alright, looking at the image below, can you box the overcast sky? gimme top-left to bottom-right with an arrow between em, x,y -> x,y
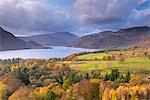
0,0 -> 150,36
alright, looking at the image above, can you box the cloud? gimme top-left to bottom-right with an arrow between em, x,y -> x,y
0,0 -> 149,35
0,0 -> 71,35
127,9 -> 150,27
73,0 -> 150,30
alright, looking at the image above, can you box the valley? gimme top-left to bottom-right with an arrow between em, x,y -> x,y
0,0 -> 149,99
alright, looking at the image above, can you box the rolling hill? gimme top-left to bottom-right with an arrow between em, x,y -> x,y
71,26 -> 150,49
20,32 -> 79,46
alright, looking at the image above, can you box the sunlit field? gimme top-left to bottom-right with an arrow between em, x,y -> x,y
64,50 -> 150,74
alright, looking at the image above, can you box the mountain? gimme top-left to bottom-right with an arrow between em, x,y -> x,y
28,41 -> 52,49
71,26 -> 150,49
0,27 -> 30,51
20,32 -> 79,46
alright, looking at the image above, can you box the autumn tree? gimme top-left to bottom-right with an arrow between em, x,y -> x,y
9,86 -> 30,100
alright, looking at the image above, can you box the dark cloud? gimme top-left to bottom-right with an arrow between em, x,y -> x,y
0,0 -> 72,35
0,0 -> 149,36
73,0 -> 150,30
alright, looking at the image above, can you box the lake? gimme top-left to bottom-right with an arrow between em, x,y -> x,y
0,46 -> 97,59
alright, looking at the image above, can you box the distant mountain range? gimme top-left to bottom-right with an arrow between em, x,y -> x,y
20,32 -> 79,46
0,27 -> 78,51
71,26 -> 150,49
0,26 -> 150,51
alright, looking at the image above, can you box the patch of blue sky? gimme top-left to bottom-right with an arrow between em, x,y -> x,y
136,0 -> 150,10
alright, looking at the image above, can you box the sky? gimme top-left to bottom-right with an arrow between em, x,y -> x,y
0,0 -> 150,36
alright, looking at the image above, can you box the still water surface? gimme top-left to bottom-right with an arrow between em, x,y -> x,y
0,46 -> 97,59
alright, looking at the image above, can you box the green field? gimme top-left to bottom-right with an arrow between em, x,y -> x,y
77,53 -> 107,60
64,50 -> 150,74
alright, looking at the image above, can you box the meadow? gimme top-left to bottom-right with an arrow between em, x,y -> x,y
64,49 -> 150,74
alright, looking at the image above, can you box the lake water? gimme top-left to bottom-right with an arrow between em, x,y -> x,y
0,46 -> 97,59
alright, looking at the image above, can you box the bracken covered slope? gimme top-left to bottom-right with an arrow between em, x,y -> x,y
71,26 -> 150,49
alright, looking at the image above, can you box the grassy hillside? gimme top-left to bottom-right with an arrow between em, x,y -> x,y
64,49 -> 150,74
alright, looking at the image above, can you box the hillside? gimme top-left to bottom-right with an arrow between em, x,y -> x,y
28,41 -> 52,49
0,27 -> 30,51
71,26 -> 150,49
20,32 -> 79,46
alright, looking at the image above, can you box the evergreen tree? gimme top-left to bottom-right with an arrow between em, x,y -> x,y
93,68 -> 100,78
103,73 -> 110,81
44,92 -> 56,100
18,68 -> 30,85
109,69 -> 119,81
82,71 -> 89,80
124,71 -> 131,83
